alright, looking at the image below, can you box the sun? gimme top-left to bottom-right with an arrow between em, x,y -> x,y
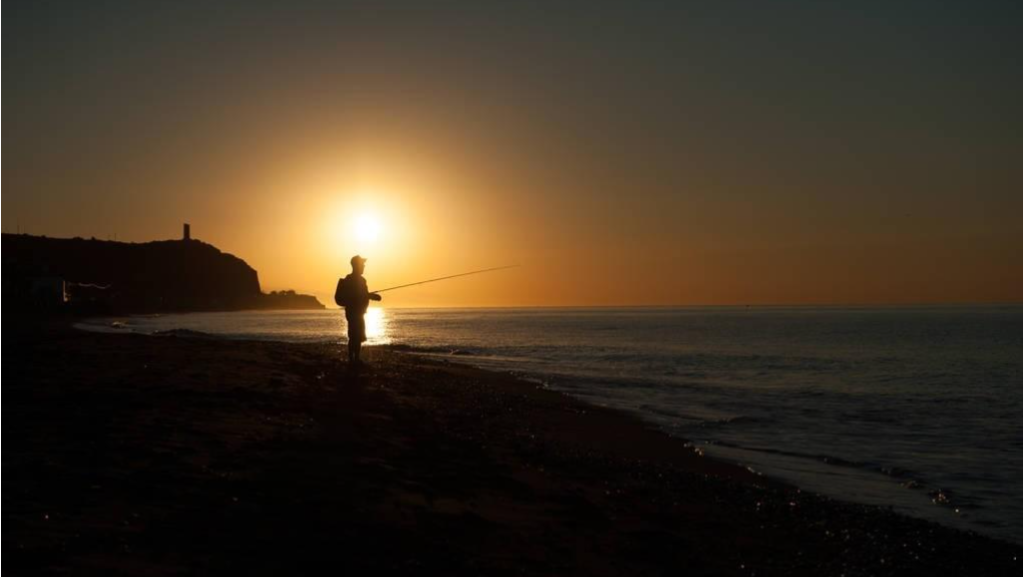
353,213 -> 382,244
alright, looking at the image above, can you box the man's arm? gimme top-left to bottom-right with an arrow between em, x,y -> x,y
369,292 -> 382,302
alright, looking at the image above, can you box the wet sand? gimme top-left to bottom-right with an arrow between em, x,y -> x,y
5,324 -> 1019,576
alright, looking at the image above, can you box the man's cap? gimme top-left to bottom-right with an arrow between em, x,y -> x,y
351,255 -> 367,266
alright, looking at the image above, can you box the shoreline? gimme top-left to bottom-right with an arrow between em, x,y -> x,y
6,324 -> 1019,575
72,312 -> 1019,543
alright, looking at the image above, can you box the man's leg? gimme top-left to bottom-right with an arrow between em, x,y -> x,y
353,315 -> 365,362
346,313 -> 359,364
347,313 -> 365,364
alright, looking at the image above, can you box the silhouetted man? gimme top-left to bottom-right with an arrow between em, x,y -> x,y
334,255 -> 381,365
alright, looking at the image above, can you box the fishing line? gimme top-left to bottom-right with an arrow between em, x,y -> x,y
372,265 -> 519,294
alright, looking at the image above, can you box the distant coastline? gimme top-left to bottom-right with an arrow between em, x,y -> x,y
2,231 -> 323,313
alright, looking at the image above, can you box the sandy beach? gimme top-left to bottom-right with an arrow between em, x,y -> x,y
5,323 -> 1019,576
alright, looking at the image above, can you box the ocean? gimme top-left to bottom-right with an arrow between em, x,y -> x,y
76,305 -> 1022,543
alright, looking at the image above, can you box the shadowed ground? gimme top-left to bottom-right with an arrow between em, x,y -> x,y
5,325 -> 1019,576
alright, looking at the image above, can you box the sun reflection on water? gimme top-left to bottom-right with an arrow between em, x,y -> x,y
364,307 -> 390,345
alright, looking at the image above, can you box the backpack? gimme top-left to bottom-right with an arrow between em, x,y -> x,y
334,277 -> 350,307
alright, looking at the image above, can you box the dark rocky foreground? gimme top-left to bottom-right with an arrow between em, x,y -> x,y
5,325 -> 1020,576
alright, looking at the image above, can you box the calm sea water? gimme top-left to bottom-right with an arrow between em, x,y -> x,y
77,306 -> 1022,542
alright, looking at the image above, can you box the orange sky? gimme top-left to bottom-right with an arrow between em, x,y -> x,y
5,3 -> 1019,307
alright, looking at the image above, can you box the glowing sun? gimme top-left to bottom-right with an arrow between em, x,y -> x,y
353,213 -> 382,244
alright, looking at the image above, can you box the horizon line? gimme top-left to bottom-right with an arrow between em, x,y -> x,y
337,301 -> 1023,311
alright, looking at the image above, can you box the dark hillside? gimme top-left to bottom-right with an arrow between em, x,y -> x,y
3,234 -> 271,312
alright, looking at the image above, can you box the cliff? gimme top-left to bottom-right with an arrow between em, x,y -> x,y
256,290 -> 325,310
2,234 -> 323,312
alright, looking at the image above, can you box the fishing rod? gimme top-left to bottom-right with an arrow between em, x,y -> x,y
372,264 -> 519,294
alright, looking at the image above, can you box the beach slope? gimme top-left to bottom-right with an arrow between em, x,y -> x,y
5,326 -> 1019,576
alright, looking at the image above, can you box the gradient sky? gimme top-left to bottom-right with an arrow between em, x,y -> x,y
5,1 -> 1018,307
